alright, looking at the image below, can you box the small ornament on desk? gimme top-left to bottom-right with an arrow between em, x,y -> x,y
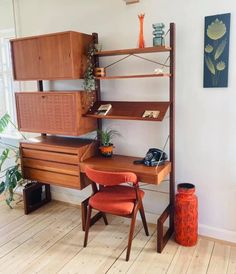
152,23 -> 165,46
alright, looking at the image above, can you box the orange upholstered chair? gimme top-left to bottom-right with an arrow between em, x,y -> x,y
84,166 -> 149,261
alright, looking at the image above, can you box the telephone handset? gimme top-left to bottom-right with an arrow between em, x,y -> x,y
133,148 -> 168,167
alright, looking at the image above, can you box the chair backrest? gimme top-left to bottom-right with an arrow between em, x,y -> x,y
85,166 -> 137,186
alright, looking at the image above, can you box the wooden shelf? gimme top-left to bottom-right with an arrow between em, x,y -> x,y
86,101 -> 170,121
80,155 -> 171,185
95,46 -> 171,57
96,73 -> 171,80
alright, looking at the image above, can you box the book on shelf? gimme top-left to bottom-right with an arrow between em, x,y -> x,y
142,110 -> 160,119
95,104 -> 112,115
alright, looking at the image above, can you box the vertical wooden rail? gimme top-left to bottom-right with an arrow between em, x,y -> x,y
157,22 -> 176,253
92,33 -> 101,130
169,22 -> 176,235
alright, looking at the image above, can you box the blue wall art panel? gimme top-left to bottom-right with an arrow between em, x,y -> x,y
204,13 -> 231,88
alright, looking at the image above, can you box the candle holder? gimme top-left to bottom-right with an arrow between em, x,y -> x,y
152,23 -> 165,46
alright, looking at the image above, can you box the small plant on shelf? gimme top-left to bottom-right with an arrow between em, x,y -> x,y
0,113 -> 26,208
97,128 -> 121,157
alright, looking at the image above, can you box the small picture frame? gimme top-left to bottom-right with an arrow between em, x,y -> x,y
142,110 -> 160,119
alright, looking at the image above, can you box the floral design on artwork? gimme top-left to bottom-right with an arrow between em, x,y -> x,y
204,18 -> 227,86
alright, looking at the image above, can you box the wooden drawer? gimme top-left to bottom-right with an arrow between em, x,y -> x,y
24,167 -> 81,189
22,158 -> 79,176
22,148 -> 78,165
20,136 -> 96,190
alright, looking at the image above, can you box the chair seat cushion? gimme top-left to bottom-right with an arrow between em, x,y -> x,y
89,185 -> 144,215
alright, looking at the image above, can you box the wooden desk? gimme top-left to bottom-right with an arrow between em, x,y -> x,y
80,155 -> 171,185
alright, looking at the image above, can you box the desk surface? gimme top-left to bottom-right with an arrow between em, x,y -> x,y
80,155 -> 171,185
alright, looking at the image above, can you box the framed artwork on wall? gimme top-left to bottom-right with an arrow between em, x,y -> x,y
203,13 -> 231,88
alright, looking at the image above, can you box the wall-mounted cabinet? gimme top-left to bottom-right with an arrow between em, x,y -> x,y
11,31 -> 93,80
15,91 -> 97,136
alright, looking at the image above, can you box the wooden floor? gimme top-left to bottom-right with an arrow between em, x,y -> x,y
0,200 -> 235,274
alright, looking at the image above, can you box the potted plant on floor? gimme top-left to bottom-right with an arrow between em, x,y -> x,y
97,128 -> 121,157
0,113 -> 26,208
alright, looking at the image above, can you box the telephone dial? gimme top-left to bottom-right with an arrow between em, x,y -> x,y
133,148 -> 168,167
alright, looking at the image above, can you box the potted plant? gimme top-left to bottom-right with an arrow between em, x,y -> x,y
0,113 -> 26,208
97,128 -> 121,157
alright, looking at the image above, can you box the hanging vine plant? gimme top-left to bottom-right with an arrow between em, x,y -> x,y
83,44 -> 97,92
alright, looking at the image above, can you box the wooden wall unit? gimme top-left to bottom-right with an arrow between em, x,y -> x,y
11,31 -> 93,80
15,91 -> 97,135
20,136 -> 96,190
86,24 -> 176,253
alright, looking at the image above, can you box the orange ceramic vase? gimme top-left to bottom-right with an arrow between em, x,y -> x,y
174,183 -> 198,246
138,13 -> 145,48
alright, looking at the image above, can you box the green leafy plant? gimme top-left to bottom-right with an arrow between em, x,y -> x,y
83,44 -> 96,92
0,113 -> 26,208
97,128 -> 121,146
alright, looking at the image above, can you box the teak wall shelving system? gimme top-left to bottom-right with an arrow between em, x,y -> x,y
90,23 -> 176,253
10,31 -> 97,213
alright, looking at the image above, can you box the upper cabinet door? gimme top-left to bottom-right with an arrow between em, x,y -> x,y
11,31 -> 93,80
38,33 -> 73,79
11,38 -> 40,80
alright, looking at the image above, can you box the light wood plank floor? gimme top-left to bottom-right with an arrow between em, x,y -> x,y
0,200 -> 235,274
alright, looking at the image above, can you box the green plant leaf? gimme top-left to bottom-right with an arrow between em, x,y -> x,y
97,129 -> 121,146
0,148 -> 10,171
0,182 -> 5,194
0,113 -> 11,133
214,39 -> 227,60
205,55 -> 215,75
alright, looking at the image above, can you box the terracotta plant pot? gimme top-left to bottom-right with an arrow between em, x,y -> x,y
99,144 -> 113,157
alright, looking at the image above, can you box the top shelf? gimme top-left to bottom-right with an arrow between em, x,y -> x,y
95,46 -> 171,57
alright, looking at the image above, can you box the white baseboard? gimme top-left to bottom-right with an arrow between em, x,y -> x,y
51,191 -> 236,244
198,224 -> 236,243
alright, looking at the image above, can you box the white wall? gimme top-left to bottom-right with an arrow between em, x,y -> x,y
13,0 -> 236,242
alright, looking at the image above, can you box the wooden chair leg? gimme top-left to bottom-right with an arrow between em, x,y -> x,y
84,205 -> 92,247
102,213 -> 108,225
139,202 -> 149,236
126,205 -> 139,261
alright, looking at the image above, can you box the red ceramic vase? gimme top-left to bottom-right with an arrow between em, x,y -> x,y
174,183 -> 198,246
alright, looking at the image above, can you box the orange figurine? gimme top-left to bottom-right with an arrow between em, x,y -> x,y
138,13 -> 145,48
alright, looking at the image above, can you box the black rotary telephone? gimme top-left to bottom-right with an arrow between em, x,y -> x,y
133,148 -> 168,167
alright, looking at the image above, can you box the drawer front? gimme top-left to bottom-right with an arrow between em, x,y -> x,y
24,167 -> 81,189
22,148 -> 78,165
22,158 -> 79,176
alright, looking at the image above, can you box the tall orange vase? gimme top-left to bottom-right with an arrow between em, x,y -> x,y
174,183 -> 198,246
138,13 -> 145,48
